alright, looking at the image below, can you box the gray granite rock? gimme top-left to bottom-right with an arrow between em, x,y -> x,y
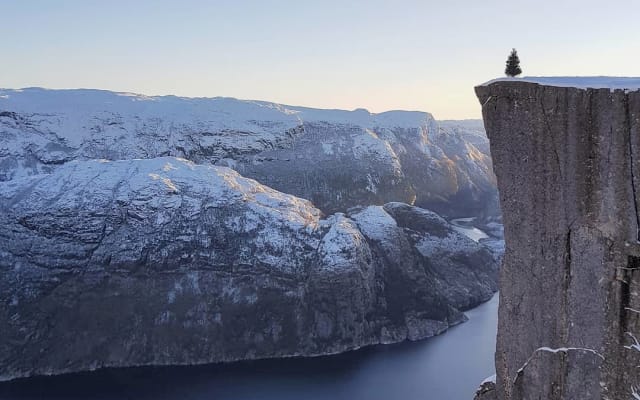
476,80 -> 640,400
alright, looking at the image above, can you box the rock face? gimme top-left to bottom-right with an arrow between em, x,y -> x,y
476,78 -> 640,400
0,88 -> 497,217
0,157 -> 497,381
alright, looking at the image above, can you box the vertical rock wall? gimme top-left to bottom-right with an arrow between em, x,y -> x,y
475,81 -> 640,399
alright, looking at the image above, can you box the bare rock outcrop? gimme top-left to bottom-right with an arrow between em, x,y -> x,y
476,78 -> 640,399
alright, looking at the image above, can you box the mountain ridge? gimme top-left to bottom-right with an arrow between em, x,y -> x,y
0,87 -> 497,217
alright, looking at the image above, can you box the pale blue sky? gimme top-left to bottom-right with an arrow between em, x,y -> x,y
2,0 -> 639,118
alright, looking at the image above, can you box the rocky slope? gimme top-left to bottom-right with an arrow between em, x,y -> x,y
0,88 -> 497,217
0,157 -> 497,381
475,77 -> 640,400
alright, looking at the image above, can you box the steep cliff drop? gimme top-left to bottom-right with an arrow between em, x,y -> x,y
0,157 -> 497,381
475,77 -> 640,400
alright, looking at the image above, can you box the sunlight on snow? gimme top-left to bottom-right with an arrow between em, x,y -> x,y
148,173 -> 179,193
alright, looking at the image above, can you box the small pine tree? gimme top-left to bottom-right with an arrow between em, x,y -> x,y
505,48 -> 522,77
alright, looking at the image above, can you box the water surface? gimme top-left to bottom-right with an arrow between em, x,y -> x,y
0,294 -> 497,400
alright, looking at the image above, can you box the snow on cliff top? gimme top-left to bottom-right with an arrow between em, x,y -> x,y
0,157 -> 321,230
481,76 -> 640,90
0,87 -> 433,129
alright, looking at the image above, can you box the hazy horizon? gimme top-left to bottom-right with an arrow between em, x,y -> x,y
3,0 -> 640,119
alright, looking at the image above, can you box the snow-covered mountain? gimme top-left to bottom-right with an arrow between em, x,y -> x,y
0,88 -> 497,217
0,157 -> 497,380
0,88 -> 501,380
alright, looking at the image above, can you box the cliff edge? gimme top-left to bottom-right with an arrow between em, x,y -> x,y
475,78 -> 640,399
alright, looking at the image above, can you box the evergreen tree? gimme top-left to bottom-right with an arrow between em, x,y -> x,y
505,48 -> 522,77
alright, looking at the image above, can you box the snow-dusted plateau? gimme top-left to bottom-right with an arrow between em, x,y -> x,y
0,88 -> 501,380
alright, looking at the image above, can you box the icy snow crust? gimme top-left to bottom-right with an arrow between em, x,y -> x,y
481,76 -> 640,91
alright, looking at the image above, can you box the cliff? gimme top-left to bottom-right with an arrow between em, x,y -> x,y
0,157 -> 498,381
0,88 -> 497,217
475,77 -> 640,399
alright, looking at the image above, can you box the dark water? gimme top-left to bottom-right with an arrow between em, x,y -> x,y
0,294 -> 498,400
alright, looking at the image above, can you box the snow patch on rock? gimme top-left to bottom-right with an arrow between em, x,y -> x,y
317,214 -> 370,272
416,229 -> 478,257
349,206 -> 399,242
